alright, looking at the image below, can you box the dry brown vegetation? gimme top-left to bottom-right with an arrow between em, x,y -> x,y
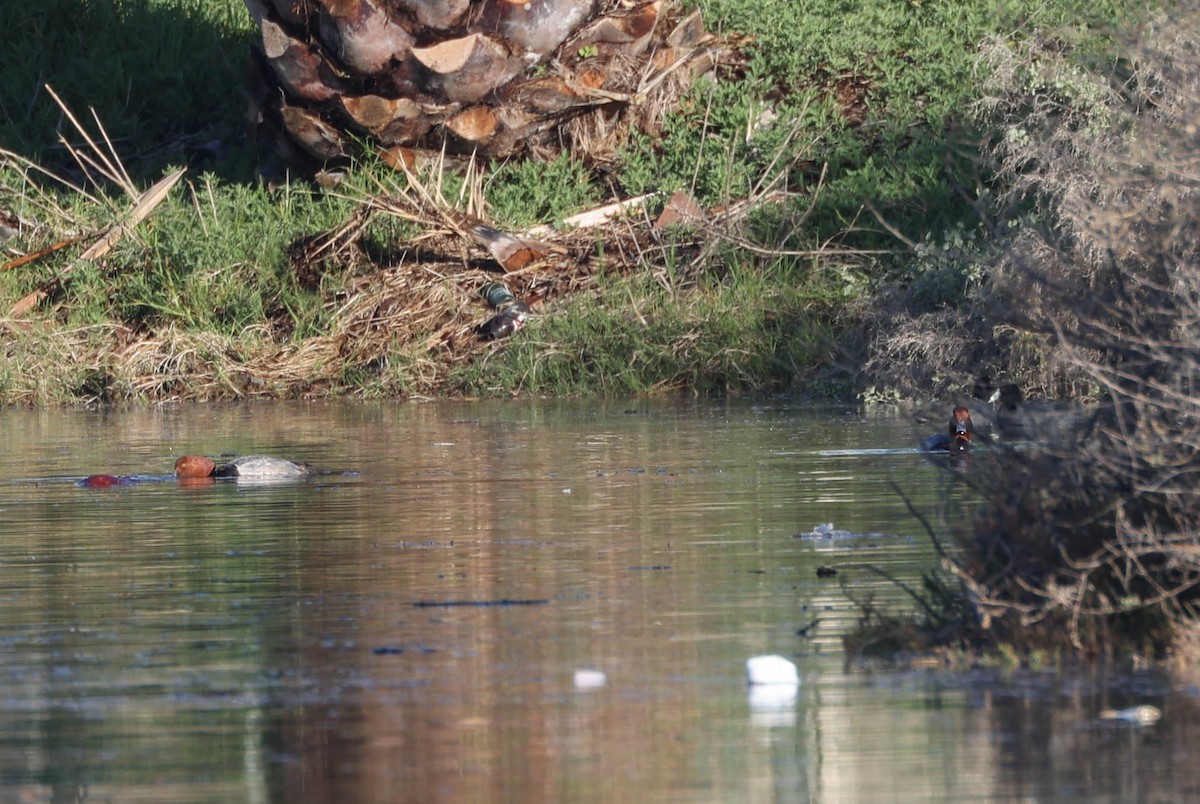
928,8 -> 1200,659
273,152 -> 819,395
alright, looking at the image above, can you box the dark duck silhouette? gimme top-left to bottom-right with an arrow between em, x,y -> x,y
986,383 -> 1030,439
987,383 -> 1079,441
921,406 -> 974,454
990,383 -> 1023,411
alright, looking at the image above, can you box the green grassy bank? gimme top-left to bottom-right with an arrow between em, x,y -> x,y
0,0 -> 1142,404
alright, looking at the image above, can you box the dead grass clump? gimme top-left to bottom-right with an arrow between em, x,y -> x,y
859,304 -> 984,400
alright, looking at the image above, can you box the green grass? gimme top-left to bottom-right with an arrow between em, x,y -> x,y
2,1 -> 254,172
3,168 -> 350,334
448,251 -> 848,396
486,154 -> 601,228
627,0 -> 1136,251
0,0 -> 1152,404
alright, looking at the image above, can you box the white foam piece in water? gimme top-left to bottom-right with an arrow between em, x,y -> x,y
748,682 -> 799,716
746,654 -> 799,685
573,669 -> 607,689
1099,705 -> 1161,725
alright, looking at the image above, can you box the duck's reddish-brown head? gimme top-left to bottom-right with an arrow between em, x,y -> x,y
174,455 -> 216,479
950,406 -> 974,444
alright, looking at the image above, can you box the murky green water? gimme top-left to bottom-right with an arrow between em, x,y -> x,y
0,399 -> 1194,802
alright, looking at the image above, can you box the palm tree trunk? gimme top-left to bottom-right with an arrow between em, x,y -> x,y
243,0 -> 714,163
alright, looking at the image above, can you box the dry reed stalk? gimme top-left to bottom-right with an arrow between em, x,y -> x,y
4,88 -> 186,315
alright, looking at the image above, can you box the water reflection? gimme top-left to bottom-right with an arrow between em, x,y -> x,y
0,400 -> 1193,802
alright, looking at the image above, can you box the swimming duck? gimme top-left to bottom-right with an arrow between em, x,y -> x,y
921,406 -> 974,453
174,455 -> 313,480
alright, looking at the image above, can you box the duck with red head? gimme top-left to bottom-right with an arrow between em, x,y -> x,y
921,406 -> 974,454
174,455 -> 217,479
174,454 -> 313,481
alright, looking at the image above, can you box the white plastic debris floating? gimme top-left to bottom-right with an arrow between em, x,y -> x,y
748,682 -> 799,714
746,655 -> 799,685
746,655 -> 800,716
573,669 -> 607,689
1099,705 -> 1161,725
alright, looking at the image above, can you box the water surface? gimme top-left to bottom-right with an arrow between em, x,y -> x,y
0,399 -> 1193,802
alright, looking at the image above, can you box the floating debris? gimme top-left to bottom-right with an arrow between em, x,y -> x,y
412,598 -> 550,607
794,618 -> 820,638
746,655 -> 799,715
573,669 -> 607,689
746,654 -> 799,686
796,522 -> 897,540
477,281 -> 531,340
748,682 -> 799,715
1099,705 -> 1161,725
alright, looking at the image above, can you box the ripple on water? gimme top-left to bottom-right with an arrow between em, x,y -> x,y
0,400 -> 1189,802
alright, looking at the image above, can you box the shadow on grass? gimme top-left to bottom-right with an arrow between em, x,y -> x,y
1,0 -> 256,181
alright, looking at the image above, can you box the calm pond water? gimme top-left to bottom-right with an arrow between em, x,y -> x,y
0,398 -> 1196,803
